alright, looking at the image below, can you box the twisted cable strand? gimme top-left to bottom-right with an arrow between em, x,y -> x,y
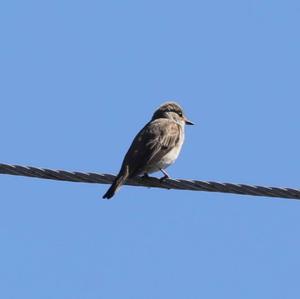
0,163 -> 299,200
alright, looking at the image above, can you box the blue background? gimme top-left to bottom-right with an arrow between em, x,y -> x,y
1,1 -> 300,298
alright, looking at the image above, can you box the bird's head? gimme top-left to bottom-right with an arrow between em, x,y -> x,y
151,102 -> 194,126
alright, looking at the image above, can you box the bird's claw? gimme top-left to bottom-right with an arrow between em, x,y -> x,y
159,175 -> 170,182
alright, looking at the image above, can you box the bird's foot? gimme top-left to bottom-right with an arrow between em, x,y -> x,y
159,169 -> 170,182
159,175 -> 169,182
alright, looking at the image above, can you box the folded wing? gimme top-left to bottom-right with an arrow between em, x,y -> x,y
121,119 -> 181,177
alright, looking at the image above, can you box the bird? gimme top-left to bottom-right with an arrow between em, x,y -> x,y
102,102 -> 194,199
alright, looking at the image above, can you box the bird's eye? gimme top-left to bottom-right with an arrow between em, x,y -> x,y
178,112 -> 183,117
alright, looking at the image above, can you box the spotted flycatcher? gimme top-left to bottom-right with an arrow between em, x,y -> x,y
103,102 -> 194,199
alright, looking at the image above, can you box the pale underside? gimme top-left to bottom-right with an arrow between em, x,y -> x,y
120,118 -> 185,178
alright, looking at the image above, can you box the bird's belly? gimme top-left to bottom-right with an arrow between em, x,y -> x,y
146,137 -> 184,174
159,145 -> 182,167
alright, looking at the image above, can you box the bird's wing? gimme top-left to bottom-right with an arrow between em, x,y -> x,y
120,119 -> 181,177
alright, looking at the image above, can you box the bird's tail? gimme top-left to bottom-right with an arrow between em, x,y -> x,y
102,166 -> 129,199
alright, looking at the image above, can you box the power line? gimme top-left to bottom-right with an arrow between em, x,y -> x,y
0,163 -> 299,200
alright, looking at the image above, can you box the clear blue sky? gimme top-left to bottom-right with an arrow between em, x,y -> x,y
1,1 -> 300,298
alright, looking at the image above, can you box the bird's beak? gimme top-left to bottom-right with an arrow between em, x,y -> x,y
184,117 -> 194,125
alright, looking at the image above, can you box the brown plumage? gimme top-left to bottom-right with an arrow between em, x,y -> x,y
103,102 -> 194,199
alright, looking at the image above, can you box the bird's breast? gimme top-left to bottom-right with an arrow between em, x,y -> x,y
148,127 -> 185,173
160,133 -> 184,167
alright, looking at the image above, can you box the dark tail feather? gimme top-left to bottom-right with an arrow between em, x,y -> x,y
102,167 -> 129,199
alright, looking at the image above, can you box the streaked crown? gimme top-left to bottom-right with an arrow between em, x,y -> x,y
151,101 -> 194,125
152,102 -> 183,119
